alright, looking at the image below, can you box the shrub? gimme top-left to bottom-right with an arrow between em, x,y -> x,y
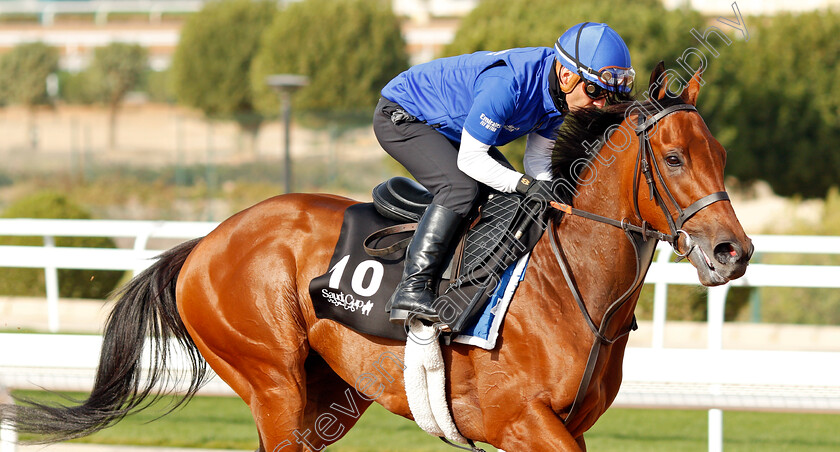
0,191 -> 125,299
0,171 -> 13,187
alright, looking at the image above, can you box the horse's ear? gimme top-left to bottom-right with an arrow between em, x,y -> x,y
648,60 -> 667,100
680,69 -> 704,106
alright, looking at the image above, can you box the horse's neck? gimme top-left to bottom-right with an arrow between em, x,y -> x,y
537,138 -> 644,337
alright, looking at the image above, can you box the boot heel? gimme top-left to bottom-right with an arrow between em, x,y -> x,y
389,308 -> 410,322
389,308 -> 440,325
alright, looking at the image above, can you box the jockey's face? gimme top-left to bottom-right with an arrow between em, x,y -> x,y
557,64 -> 607,110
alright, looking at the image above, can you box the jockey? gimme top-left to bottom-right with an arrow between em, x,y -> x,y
374,22 -> 635,325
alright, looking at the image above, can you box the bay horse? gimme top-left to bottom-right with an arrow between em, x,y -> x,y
2,64 -> 751,451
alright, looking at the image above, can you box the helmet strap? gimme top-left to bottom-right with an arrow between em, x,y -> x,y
550,61 -> 570,114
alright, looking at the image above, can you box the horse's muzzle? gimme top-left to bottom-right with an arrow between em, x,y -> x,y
687,234 -> 752,286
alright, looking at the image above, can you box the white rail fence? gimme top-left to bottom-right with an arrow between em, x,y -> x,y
1,219 -> 839,452
0,219 -> 217,332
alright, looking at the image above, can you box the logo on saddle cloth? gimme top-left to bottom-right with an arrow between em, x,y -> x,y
308,193 -> 548,343
320,288 -> 375,316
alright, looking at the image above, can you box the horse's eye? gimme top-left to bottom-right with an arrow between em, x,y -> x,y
665,155 -> 682,167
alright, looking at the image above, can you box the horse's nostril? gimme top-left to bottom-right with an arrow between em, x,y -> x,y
714,242 -> 739,265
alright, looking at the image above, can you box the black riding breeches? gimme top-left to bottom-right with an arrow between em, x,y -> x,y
373,97 -> 513,218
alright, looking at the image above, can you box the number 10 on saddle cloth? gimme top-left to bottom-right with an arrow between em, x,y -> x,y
308,192 -> 547,346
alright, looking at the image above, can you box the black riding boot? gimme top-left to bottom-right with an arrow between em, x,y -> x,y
388,203 -> 463,325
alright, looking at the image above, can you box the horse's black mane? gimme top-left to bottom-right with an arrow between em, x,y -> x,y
550,93 -> 687,204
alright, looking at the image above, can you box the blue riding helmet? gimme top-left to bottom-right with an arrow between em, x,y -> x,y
554,22 -> 635,92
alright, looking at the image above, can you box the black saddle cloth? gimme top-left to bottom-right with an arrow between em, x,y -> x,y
308,179 -> 547,341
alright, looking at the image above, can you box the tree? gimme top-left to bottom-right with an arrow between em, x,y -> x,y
445,0 -> 703,90
250,0 -> 409,127
171,0 -> 277,155
0,42 -> 59,148
442,0 -> 705,170
450,3 -> 840,198
702,11 -> 840,198
87,43 -> 148,150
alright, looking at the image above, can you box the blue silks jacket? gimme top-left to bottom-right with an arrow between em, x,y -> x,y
381,47 -> 564,145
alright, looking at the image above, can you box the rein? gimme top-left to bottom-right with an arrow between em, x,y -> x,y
551,103 -> 731,426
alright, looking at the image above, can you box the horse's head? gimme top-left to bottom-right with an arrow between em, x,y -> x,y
636,62 -> 752,285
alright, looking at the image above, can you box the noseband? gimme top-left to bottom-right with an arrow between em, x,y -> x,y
549,103 -> 731,427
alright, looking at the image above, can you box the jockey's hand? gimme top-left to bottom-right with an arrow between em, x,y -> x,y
515,175 -> 556,202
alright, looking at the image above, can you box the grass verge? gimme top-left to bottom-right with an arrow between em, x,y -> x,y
10,391 -> 840,451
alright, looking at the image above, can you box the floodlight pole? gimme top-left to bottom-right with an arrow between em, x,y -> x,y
266,74 -> 308,194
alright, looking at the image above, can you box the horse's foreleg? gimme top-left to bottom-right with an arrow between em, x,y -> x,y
492,402 -> 582,452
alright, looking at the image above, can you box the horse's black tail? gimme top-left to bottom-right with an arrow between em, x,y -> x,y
0,237 -> 209,444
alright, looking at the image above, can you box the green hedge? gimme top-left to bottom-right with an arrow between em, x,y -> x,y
0,191 -> 125,299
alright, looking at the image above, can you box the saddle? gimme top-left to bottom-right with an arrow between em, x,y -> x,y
309,177 -> 548,341
371,176 -> 432,222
